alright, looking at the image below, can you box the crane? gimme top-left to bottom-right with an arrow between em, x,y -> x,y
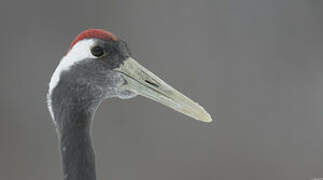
47,29 -> 212,180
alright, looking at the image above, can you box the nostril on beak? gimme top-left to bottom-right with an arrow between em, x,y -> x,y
145,80 -> 159,88
123,79 -> 128,85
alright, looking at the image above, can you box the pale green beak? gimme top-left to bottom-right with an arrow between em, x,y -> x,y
115,57 -> 213,123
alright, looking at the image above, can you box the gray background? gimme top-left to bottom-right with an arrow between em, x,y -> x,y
0,0 -> 322,180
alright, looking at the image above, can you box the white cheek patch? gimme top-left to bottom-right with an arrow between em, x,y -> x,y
47,39 -> 97,120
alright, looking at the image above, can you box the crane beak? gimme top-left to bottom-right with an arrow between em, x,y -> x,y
114,57 -> 213,123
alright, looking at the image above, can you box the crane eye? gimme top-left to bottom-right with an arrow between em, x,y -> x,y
91,46 -> 104,57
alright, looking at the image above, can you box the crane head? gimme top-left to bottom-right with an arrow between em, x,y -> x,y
48,29 -> 212,123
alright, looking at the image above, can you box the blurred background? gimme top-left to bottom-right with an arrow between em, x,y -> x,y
1,0 -> 323,180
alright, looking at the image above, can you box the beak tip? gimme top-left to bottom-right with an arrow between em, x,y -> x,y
205,118 -> 213,123
203,117 -> 213,123
197,112 -> 213,123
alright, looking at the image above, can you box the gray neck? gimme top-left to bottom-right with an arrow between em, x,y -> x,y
58,108 -> 96,180
50,79 -> 104,180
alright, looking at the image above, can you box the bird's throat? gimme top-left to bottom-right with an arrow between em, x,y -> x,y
55,103 -> 98,180
50,82 -> 101,180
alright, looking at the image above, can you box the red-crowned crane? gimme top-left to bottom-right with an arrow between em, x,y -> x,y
47,29 -> 212,180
